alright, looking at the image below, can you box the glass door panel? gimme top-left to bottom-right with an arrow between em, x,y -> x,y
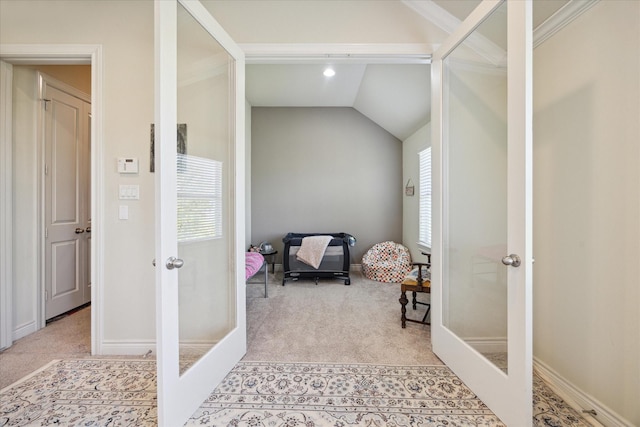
431,0 -> 533,425
176,1 -> 235,375
443,1 -> 508,372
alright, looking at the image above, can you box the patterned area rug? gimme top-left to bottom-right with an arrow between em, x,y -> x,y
0,359 -> 592,426
187,363 -> 503,426
0,359 -> 157,426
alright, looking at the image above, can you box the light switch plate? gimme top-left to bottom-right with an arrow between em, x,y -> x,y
119,205 -> 128,220
119,185 -> 139,200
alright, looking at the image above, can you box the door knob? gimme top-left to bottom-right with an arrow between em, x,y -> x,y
85,226 -> 91,233
166,256 -> 184,270
75,228 -> 85,234
501,254 -> 521,267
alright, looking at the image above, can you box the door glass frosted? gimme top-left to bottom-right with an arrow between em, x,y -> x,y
176,2 -> 236,375
442,1 -> 508,372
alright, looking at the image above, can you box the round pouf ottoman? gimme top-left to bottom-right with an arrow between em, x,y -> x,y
361,241 -> 413,283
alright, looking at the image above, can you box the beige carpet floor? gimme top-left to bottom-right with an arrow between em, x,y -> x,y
244,270 -> 440,365
0,306 -> 93,390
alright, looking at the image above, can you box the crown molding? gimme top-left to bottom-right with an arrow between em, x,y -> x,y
402,0 -> 600,59
533,0 -> 600,48
241,43 -> 433,64
402,0 -> 506,66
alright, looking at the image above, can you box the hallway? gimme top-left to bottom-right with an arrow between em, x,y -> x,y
0,306 -> 91,389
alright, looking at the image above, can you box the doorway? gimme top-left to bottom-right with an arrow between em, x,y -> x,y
0,44 -> 104,355
39,69 -> 92,321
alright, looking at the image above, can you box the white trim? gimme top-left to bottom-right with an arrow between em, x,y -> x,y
12,320 -> 38,342
90,45 -> 104,356
533,0 -> 600,49
402,0 -> 460,35
0,44 -> 93,64
402,0 -> 599,56
100,339 -> 157,356
402,0 -> 506,66
0,60 -> 13,350
241,43 -> 432,64
534,358 -> 633,427
0,43 -> 105,356
464,337 -> 507,354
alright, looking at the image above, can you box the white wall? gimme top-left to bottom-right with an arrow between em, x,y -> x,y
533,1 -> 639,425
203,0 -> 448,44
251,107 -> 402,262
1,0 -> 157,352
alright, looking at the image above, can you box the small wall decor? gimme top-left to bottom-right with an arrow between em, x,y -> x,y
150,123 -> 187,172
405,179 -> 415,196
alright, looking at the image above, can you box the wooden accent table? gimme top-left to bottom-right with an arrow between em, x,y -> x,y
399,262 -> 431,328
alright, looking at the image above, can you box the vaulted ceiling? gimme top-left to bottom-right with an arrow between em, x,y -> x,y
243,0 -> 571,141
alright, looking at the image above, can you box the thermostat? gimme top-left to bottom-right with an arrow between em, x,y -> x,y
117,158 -> 139,174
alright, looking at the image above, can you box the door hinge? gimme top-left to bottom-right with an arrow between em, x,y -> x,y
44,164 -> 48,175
42,98 -> 51,110
45,228 -> 48,239
45,290 -> 48,301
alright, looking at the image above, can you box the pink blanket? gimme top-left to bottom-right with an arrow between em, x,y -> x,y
245,252 -> 265,279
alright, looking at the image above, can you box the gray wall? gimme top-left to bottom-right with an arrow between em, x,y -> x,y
402,123 -> 430,261
251,107 -> 402,263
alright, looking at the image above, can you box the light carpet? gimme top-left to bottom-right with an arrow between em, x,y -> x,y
0,358 -> 592,426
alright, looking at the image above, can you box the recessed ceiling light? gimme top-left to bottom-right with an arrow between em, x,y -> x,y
323,68 -> 336,77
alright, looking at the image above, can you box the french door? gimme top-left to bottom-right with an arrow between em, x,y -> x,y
154,1 -> 246,426
431,1 -> 533,425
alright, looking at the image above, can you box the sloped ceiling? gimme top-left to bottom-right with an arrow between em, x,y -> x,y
247,63 -> 430,141
245,0 -> 570,141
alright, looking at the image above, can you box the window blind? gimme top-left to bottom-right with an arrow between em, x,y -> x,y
419,147 -> 432,249
177,154 -> 223,242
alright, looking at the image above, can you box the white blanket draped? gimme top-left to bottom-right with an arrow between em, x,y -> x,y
296,235 -> 333,269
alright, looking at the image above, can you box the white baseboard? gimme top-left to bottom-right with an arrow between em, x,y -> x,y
13,320 -> 37,341
99,339 -> 156,357
534,357 -> 633,427
463,337 -> 507,354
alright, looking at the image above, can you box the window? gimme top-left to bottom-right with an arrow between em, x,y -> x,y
419,147 -> 431,249
177,154 -> 223,242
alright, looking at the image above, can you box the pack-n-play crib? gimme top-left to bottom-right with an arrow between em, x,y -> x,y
282,232 -> 356,286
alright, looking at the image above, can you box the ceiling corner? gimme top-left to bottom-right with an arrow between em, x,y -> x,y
401,0 -> 460,34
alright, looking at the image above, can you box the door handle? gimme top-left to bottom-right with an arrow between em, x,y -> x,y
85,226 -> 91,233
501,254 -> 521,267
75,228 -> 85,234
166,256 -> 184,270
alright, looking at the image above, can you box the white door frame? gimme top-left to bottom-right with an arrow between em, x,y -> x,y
0,59 -> 13,350
0,44 -> 104,354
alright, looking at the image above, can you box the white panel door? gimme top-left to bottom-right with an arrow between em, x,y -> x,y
154,0 -> 246,426
43,79 -> 91,320
431,1 -> 533,425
